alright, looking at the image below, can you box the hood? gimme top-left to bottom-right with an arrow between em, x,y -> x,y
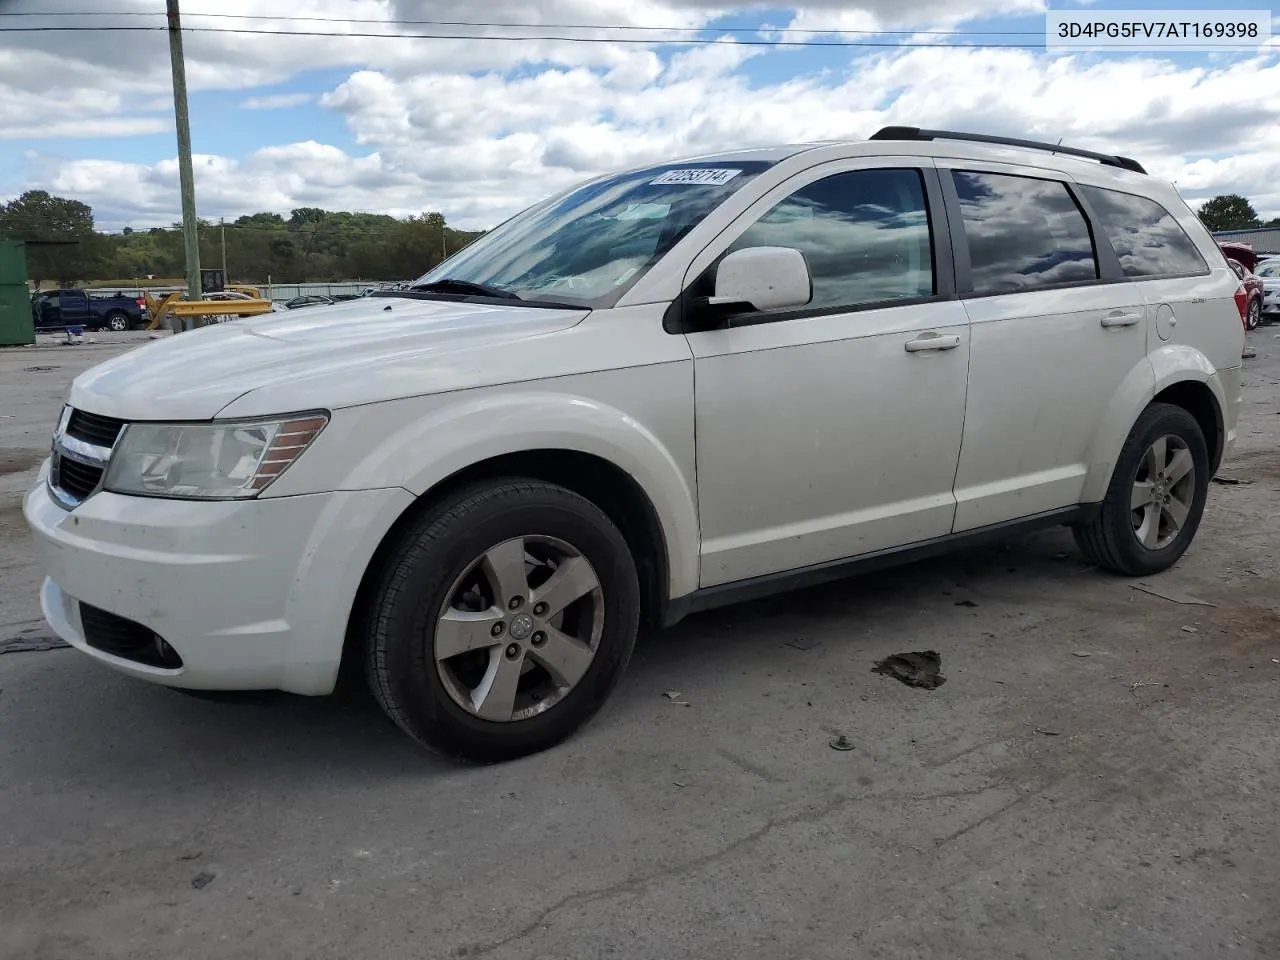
68,296 -> 588,421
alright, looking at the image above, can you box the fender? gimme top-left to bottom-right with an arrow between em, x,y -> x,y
1080,345 -> 1223,503
308,388 -> 701,600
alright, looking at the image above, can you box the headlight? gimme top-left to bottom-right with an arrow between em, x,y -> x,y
103,413 -> 328,500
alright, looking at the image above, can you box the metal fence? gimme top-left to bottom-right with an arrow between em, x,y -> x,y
261,281 -> 409,301
80,280 -> 410,303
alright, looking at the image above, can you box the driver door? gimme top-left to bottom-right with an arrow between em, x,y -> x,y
684,160 -> 971,587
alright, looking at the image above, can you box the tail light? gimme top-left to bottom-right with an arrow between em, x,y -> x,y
1234,285 -> 1248,326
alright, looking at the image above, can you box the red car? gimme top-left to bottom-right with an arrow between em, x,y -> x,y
1221,242 -> 1264,330
1226,258 -> 1264,330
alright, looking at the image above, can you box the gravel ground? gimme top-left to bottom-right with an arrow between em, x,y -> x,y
1,327 -> 1277,960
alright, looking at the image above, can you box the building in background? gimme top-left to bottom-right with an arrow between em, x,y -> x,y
1212,227 -> 1280,258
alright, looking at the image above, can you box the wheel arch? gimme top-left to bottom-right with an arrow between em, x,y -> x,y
1151,379 -> 1224,474
1082,352 -> 1226,502
338,448 -> 678,689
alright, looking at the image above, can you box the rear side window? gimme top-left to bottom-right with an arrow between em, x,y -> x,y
952,171 -> 1098,296
1077,185 -> 1208,278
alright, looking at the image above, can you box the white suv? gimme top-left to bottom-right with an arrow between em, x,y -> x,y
24,127 -> 1245,761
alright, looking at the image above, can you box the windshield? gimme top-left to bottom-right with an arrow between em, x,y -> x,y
413,160 -> 773,307
1255,260 -> 1280,278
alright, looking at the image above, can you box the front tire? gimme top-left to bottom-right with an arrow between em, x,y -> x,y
1073,403 -> 1209,576
1247,299 -> 1261,330
363,479 -> 640,763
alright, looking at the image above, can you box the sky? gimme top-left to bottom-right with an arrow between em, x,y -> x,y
0,0 -> 1277,232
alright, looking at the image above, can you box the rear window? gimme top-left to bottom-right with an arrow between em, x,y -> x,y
952,171 -> 1099,296
1077,185 -> 1208,278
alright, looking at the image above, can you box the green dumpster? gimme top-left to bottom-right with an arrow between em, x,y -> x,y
0,241 -> 34,347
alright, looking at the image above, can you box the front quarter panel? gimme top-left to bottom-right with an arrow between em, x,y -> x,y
265,360 -> 700,600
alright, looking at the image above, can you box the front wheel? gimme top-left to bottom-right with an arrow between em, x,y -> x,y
1246,299 -> 1261,330
1073,403 -> 1209,576
363,479 -> 640,762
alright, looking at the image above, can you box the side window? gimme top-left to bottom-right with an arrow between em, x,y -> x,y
729,168 -> 934,312
1077,185 -> 1208,278
952,171 -> 1098,296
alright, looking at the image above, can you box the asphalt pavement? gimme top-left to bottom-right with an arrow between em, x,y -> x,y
1,327 -> 1278,960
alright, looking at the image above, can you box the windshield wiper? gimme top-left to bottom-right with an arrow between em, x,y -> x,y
410,278 -> 521,300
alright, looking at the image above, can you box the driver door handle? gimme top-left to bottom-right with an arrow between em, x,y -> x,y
904,333 -> 962,353
1101,311 -> 1143,328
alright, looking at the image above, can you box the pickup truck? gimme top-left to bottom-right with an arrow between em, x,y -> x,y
30,288 -> 148,332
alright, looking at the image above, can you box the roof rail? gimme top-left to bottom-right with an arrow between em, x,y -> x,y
869,126 -> 1147,175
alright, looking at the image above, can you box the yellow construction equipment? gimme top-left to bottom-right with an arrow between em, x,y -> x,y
144,285 -> 274,331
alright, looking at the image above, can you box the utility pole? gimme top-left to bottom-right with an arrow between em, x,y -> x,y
166,0 -> 200,331
220,216 -> 227,280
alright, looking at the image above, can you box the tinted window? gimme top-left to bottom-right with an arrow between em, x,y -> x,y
730,168 -> 934,311
953,171 -> 1098,296
1077,185 -> 1207,278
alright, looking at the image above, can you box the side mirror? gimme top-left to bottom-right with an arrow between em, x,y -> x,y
709,246 -> 812,313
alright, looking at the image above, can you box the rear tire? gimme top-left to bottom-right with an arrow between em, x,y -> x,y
1246,299 -> 1261,330
1073,403 -> 1209,576
363,479 -> 640,763
105,312 -> 129,332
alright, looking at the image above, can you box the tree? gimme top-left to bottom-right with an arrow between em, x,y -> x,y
235,212 -> 286,229
0,190 -> 98,285
1265,217 -> 1280,228
0,188 -> 489,284
1198,194 -> 1260,232
289,207 -> 327,226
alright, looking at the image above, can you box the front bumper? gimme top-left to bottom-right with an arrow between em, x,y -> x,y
23,462 -> 414,694
1263,289 -> 1280,315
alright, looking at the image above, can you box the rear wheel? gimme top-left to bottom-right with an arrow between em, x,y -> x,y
105,312 -> 129,332
363,479 -> 640,762
1246,299 -> 1261,330
1073,403 -> 1209,576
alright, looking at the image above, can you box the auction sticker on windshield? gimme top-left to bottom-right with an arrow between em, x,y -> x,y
650,168 -> 742,186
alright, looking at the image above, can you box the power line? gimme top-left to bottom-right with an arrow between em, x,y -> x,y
0,23 -> 1266,50
0,10 -> 1047,36
0,24 -> 1077,49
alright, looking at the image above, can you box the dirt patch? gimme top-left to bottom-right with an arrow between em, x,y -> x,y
1222,447 -> 1280,484
0,450 -> 44,478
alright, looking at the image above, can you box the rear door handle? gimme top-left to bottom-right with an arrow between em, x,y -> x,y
904,333 -> 962,353
1101,311 -> 1143,328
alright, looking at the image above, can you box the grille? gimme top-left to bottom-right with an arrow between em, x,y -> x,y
66,409 -> 126,448
80,603 -> 183,669
56,455 -> 104,501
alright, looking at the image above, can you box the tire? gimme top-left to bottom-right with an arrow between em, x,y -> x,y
105,312 -> 129,332
1246,299 -> 1261,330
1072,402 -> 1210,577
362,479 -> 640,763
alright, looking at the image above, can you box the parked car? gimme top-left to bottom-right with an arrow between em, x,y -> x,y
1227,259 -> 1264,329
284,295 -> 335,310
30,288 -> 147,332
24,126 -> 1245,762
1255,259 -> 1280,322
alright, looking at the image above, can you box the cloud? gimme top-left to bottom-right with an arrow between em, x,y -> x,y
0,118 -> 169,140
240,93 -> 312,110
3,0 -> 1279,232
